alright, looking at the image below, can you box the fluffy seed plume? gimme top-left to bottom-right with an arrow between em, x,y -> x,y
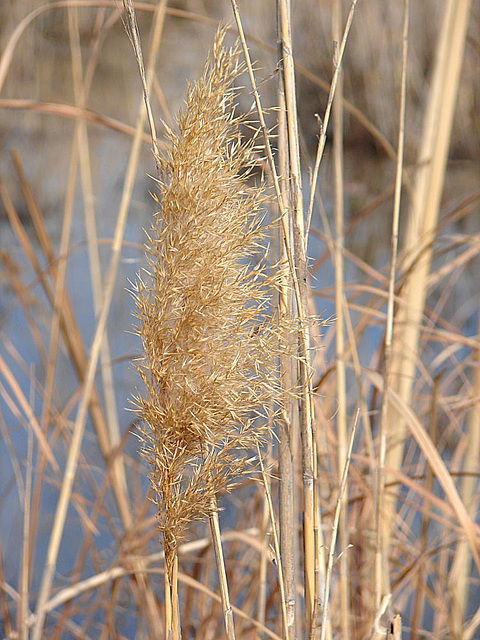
131,30 -> 281,567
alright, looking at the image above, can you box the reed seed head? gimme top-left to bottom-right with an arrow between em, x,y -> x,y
131,29 -> 282,567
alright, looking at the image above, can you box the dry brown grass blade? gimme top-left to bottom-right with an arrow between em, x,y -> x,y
384,0 -> 473,564
10,151 -> 55,267
365,369 -> 480,574
0,353 -> 57,472
0,251 -> 48,368
68,4 -> 130,527
8,150 -> 135,538
448,306 -> 480,634
30,3 -> 167,637
0,99 -> 153,143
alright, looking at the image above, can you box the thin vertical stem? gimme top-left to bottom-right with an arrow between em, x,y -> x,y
374,0 -> 409,613
209,501 -> 236,640
69,4 -> 130,528
31,4 -> 166,637
320,418 -> 357,640
165,551 -> 180,640
257,446 -> 270,640
277,0 -> 315,631
19,372 -> 34,640
276,5 -> 297,638
258,443 -> 290,640
306,0 -> 359,234
172,554 -> 180,640
332,0 -> 349,637
384,0 -> 473,566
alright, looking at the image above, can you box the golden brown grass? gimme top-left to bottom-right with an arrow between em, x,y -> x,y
0,2 -> 480,640
131,29 -> 284,639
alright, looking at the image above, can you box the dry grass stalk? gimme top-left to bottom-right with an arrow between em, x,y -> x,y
386,615 -> 402,640
276,64 -> 298,640
449,311 -> 480,635
276,0 -> 321,633
306,0 -> 359,228
276,1 -> 308,636
320,417 -> 357,640
2,2 -> 479,638
30,4 -> 167,638
332,1 -> 349,636
384,0 -> 473,592
257,438 -> 273,639
257,442 -> 290,640
131,30 -> 283,639
374,0 -> 409,614
68,5 -> 128,514
410,378 -> 438,640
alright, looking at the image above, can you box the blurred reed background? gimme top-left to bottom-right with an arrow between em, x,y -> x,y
0,1 -> 479,639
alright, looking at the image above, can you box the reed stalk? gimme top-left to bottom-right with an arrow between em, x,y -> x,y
2,3 -> 478,638
384,0 -> 473,585
374,0 -> 409,615
276,1 -> 317,633
449,308 -> 480,637
332,1 -> 349,637
30,4 -> 166,638
132,29 -> 283,639
276,5 -> 298,639
69,6 -> 128,513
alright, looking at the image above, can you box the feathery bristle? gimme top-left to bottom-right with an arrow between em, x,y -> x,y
132,29 -> 282,565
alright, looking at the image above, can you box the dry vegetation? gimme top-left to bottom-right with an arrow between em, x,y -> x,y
0,1 -> 480,639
